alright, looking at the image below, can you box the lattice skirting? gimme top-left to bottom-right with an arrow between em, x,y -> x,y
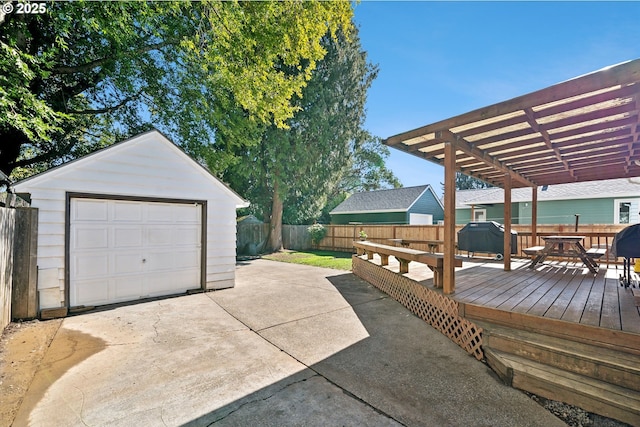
352,256 -> 484,360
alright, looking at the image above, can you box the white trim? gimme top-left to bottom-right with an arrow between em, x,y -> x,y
473,209 -> 487,222
613,198 -> 640,224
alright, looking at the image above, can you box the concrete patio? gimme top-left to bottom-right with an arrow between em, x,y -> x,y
3,259 -> 566,426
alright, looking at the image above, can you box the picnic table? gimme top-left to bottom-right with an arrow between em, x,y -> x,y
525,235 -> 601,274
388,239 -> 444,253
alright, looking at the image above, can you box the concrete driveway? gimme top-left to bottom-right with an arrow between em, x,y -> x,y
6,259 -> 566,426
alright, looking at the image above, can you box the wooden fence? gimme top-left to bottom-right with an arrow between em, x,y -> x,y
237,223 -> 314,254
237,221 -> 628,263
0,207 -> 16,330
316,223 -> 627,261
0,198 -> 39,331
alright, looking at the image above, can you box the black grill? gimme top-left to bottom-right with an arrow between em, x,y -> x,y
457,221 -> 517,259
612,224 -> 640,288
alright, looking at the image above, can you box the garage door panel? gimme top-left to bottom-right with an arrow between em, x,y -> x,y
174,204 -> 200,223
146,203 -> 175,222
72,254 -> 109,279
146,227 -> 173,246
144,251 -> 176,272
73,199 -> 108,221
114,253 -> 144,275
145,270 -> 199,295
173,251 -> 200,269
113,275 -> 144,299
73,227 -> 108,249
73,278 -> 110,306
114,227 -> 143,248
173,228 -> 200,246
112,201 -> 143,222
70,198 -> 202,307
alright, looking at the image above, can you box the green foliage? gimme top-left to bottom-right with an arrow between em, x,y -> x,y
224,25 -> 399,233
442,172 -> 494,192
0,1 -> 353,176
307,223 -> 327,245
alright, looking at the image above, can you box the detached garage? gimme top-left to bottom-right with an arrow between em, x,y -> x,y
13,130 -> 248,313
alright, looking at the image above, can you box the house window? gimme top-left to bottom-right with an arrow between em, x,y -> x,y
614,199 -> 639,224
473,209 -> 486,222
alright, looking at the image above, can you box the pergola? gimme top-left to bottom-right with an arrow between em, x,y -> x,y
383,59 -> 640,294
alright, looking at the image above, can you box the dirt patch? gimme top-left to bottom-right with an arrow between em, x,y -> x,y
0,319 -> 62,427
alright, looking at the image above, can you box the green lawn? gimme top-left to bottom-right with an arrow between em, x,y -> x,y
262,250 -> 353,271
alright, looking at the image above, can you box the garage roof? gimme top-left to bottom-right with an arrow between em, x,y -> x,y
384,59 -> 640,189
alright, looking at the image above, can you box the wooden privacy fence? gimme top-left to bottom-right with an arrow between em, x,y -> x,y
0,194 -> 38,331
237,222 -> 314,254
237,221 -> 627,263
317,224 -> 627,261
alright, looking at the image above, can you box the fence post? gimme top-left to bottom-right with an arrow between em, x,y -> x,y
0,207 -> 16,330
12,207 -> 38,320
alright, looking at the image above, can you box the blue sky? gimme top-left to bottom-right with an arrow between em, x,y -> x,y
353,1 -> 640,195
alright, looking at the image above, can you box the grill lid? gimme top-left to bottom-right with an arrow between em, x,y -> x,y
612,224 -> 640,258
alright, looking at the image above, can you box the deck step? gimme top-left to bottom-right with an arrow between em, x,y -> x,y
481,323 -> 640,392
486,349 -> 640,426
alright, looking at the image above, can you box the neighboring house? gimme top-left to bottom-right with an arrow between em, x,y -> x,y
455,178 -> 640,225
12,130 -> 248,312
330,185 -> 444,225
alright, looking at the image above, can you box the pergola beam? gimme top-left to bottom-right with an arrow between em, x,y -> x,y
435,129 -> 537,188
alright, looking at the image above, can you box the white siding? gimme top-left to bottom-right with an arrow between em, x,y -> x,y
14,131 -> 245,309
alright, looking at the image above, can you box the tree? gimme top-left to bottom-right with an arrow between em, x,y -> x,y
441,172 -> 494,192
0,0 -> 353,177
224,27 -> 396,252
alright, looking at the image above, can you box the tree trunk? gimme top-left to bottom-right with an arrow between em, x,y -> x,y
267,181 -> 284,252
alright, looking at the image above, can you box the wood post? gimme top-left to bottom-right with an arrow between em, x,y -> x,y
532,186 -> 538,246
503,174 -> 512,271
443,140 -> 456,294
11,207 -> 39,320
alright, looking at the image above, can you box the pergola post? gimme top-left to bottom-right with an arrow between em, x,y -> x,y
443,140 -> 456,294
503,173 -> 512,271
531,186 -> 538,245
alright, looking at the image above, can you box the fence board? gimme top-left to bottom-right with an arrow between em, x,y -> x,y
0,207 -> 16,330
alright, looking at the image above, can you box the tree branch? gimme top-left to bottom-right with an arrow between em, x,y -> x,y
67,91 -> 142,115
51,41 -> 170,75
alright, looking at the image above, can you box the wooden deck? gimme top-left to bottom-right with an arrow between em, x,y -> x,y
390,256 -> 640,335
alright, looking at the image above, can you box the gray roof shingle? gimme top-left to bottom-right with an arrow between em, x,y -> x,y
455,178 -> 640,208
331,185 -> 432,214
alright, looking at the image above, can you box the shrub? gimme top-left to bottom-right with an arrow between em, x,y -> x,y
307,223 -> 327,246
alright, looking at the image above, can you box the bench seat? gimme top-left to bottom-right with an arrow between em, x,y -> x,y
353,241 -> 462,288
586,247 -> 607,259
522,246 -> 545,256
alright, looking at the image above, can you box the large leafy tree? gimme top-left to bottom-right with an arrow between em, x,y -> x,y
0,0 -> 353,178
224,27 -> 398,252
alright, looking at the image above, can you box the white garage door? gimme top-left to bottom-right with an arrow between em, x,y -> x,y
70,198 -> 202,307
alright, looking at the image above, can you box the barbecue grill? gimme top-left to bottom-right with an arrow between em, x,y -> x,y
611,224 -> 640,288
457,221 -> 517,259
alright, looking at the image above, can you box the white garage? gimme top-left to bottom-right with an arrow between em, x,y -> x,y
13,130 -> 248,313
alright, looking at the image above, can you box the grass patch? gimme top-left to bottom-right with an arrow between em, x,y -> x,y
262,250 -> 352,270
